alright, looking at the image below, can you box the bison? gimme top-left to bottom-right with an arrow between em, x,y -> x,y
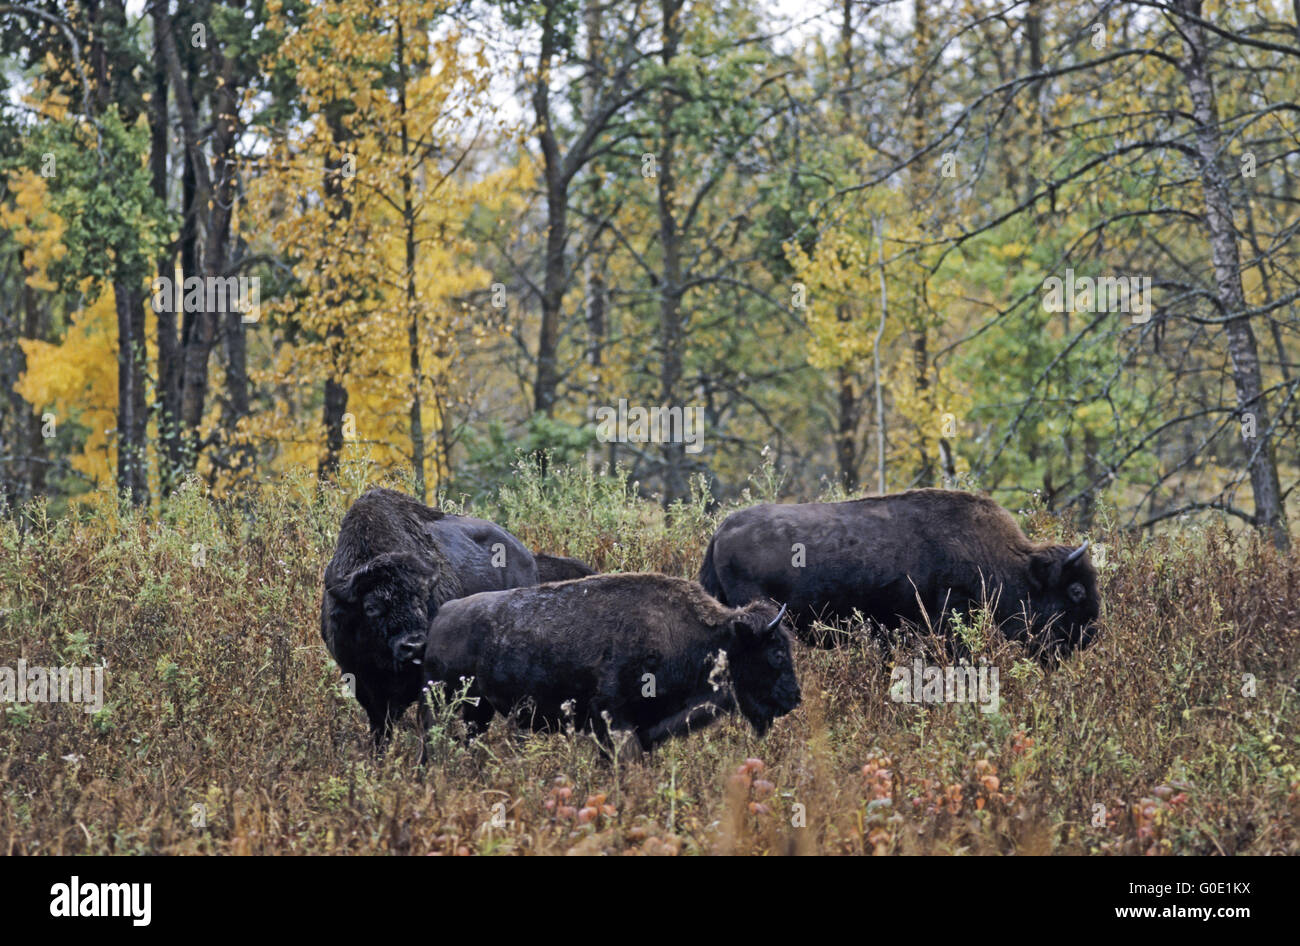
420,573 -> 800,753
321,488 -> 539,747
698,488 -> 1099,659
534,553 -> 597,583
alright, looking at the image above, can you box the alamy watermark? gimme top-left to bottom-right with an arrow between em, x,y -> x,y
1042,268 -> 1151,324
1,660 -> 104,714
594,399 -> 704,454
889,658 -> 999,714
151,275 -> 261,323
50,876 -> 150,926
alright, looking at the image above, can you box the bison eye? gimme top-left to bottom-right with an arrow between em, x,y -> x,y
1067,582 -> 1086,605
363,601 -> 384,619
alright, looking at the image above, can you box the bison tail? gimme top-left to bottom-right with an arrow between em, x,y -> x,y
697,536 -> 727,605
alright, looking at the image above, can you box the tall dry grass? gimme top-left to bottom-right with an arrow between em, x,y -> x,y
0,463 -> 1296,855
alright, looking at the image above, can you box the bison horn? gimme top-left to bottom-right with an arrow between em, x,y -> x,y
1064,540 -> 1089,565
765,602 -> 789,631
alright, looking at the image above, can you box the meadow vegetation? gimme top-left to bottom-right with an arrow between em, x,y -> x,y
1,463 -> 1297,855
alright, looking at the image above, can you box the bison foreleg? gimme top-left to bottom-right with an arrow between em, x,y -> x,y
416,695 -> 433,767
356,685 -> 398,755
641,694 -> 734,750
418,682 -> 495,764
460,698 -> 495,740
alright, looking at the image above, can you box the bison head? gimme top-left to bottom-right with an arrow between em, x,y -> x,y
326,552 -> 439,673
728,602 -> 802,737
1021,541 -> 1100,659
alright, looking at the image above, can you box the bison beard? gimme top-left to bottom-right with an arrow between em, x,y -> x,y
699,488 -> 1100,660
420,574 -> 800,755
321,488 -> 539,749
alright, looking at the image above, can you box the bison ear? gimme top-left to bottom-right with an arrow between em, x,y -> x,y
1030,542 -> 1091,591
326,560 -> 382,605
1028,547 -> 1066,591
735,602 -> 788,639
324,566 -> 364,604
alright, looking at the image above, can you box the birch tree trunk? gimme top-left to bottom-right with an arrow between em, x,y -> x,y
1177,0 -> 1290,548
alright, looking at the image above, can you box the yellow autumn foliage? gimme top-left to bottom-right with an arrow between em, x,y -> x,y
15,281 -> 157,495
0,170 -> 66,293
241,0 -> 525,493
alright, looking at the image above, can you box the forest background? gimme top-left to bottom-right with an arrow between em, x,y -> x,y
1,0 -> 1298,551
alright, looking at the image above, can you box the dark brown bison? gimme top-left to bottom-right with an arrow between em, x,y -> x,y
420,573 -> 800,753
321,488 -> 539,747
698,489 -> 1099,659
534,553 -> 597,583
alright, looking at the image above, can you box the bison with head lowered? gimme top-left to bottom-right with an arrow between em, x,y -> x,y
421,573 -> 800,753
698,488 -> 1099,660
321,488 -> 538,748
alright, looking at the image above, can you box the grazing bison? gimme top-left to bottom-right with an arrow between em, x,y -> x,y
321,488 -> 539,747
421,573 -> 800,753
699,489 -> 1099,659
534,553 -> 597,583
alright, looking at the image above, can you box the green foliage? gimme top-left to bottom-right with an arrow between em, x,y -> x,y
484,459 -> 713,575
13,108 -> 168,291
452,414 -> 595,502
498,0 -> 583,53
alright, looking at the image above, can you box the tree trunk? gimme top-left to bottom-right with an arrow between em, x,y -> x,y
178,102 -> 200,473
90,0 -> 148,504
114,283 -> 149,504
1078,427 -> 1099,529
656,0 -> 687,506
835,0 -> 860,493
910,0 -> 934,488
1014,0 -> 1045,198
837,362 -> 860,493
532,0 -> 565,418
163,7 -> 239,477
211,52 -> 250,478
396,21 -> 426,501
584,245 -> 606,460
320,364 -> 349,480
11,280 -> 49,499
583,0 -> 607,470
151,1 -> 183,496
318,114 -> 354,480
1178,0 -> 1290,548
874,216 -> 888,494
177,132 -> 210,460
